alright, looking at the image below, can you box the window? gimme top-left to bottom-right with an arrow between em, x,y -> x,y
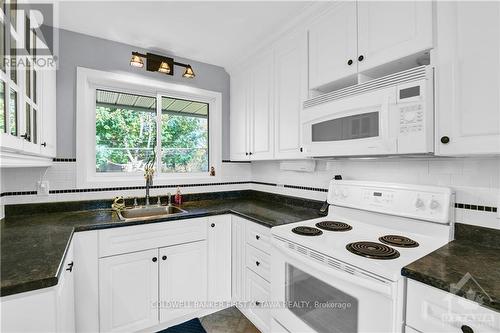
77,67 -> 221,187
94,90 -> 209,174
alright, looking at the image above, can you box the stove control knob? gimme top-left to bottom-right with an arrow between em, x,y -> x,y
430,200 -> 440,210
415,198 -> 425,209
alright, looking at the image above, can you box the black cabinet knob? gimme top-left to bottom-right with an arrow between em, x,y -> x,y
255,301 -> 261,306
347,59 -> 353,65
440,136 -> 450,144
66,261 -> 74,272
211,223 -> 215,228
162,255 -> 167,260
461,325 -> 474,333
152,257 -> 157,262
21,133 -> 30,141
358,55 -> 364,62
255,235 -> 260,240
255,261 -> 260,266
41,142 -> 47,147
245,152 -> 248,156
249,152 -> 253,155
300,147 -> 303,152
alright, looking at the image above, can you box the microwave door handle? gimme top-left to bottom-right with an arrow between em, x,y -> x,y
273,241 -> 393,296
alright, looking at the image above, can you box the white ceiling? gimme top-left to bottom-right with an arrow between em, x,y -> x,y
57,1 -> 313,69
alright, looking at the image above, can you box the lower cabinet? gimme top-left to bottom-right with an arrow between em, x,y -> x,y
245,269 -> 271,332
99,248 -> 160,332
99,241 -> 208,332
159,241 -> 208,323
406,279 -> 500,333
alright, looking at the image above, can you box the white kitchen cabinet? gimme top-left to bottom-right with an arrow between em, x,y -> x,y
39,65 -> 57,158
56,242 -> 75,333
230,52 -> 274,161
229,70 -> 250,160
308,1 -> 358,90
406,279 -> 500,332
231,215 -> 246,302
274,29 -> 307,159
245,268 -> 271,333
159,240 -> 208,323
207,216 -> 232,302
308,0 -> 433,91
250,50 -> 274,160
357,1 -> 433,73
99,248 -> 159,332
435,1 -> 500,155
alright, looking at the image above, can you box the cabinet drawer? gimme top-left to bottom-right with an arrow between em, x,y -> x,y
246,222 -> 271,254
406,280 -> 500,333
99,218 -> 207,257
246,268 -> 271,331
246,244 -> 271,282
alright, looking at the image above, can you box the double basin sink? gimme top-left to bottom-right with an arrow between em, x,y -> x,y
117,205 -> 187,222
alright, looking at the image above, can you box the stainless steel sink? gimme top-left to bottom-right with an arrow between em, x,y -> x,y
117,205 -> 187,222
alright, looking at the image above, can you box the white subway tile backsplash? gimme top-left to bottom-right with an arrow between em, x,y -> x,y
1,157 -> 499,229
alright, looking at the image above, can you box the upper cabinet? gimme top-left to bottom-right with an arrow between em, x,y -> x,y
435,1 -> 500,155
230,34 -> 306,161
0,7 -> 57,167
357,1 -> 433,73
274,30 -> 307,159
308,0 -> 433,91
308,2 -> 358,90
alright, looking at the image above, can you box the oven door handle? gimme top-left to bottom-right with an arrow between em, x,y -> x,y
274,241 -> 394,297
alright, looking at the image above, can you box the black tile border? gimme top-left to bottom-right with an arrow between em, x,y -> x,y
222,160 -> 251,164
455,202 -> 497,213
0,183 -> 497,213
52,158 -> 76,162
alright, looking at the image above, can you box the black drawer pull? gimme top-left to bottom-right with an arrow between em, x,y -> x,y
152,257 -> 157,262
255,301 -> 261,306
162,255 -> 167,260
441,136 -> 450,144
255,235 -> 260,240
211,223 -> 215,228
255,261 -> 260,266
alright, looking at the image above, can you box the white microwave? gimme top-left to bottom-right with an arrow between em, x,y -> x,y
301,66 -> 434,157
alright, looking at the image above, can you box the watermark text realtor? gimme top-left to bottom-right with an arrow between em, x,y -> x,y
3,1 -> 58,70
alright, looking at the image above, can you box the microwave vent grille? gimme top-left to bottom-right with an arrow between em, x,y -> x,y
304,65 -> 430,109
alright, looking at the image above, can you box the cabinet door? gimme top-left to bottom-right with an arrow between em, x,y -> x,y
57,242 -> 75,333
99,249 -> 159,332
231,216 -> 246,303
207,216 -> 232,302
39,64 -> 56,157
308,2 -> 358,90
159,241 -> 207,323
274,30 -> 307,159
357,1 -> 433,72
245,268 -> 271,333
250,51 -> 274,160
435,1 -> 500,155
230,71 -> 250,161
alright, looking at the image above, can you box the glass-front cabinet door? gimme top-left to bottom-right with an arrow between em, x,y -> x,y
1,0 -> 43,156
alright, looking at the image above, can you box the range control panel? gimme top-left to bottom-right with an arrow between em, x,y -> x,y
328,180 -> 453,224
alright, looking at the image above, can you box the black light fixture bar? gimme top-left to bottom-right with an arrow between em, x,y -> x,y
130,51 -> 195,78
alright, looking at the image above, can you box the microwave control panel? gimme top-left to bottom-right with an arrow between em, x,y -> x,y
399,103 -> 424,134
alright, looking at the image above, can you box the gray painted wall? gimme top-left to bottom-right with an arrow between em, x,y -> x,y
55,28 -> 230,159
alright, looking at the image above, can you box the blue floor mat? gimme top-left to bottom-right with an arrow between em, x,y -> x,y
158,318 -> 207,333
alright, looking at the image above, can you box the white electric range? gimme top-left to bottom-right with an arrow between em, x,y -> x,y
270,180 -> 455,333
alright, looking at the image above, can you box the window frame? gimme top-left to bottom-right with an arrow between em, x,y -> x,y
76,67 -> 222,188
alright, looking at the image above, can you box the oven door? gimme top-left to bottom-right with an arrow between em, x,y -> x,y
301,87 -> 398,157
271,238 -> 402,333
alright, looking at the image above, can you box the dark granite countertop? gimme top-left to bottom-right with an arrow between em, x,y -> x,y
1,191 -> 322,297
402,224 -> 500,313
